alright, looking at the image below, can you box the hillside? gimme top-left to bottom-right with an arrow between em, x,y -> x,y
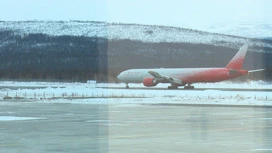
1,21 -> 272,48
0,21 -> 272,82
201,23 -> 272,39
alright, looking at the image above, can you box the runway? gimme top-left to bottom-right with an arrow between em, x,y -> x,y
97,86 -> 272,92
0,81 -> 271,92
0,86 -> 65,90
1,102 -> 272,153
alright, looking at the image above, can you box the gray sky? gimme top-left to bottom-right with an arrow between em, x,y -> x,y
1,0 -> 271,28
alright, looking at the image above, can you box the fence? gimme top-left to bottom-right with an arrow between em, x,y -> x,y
2,91 -> 272,102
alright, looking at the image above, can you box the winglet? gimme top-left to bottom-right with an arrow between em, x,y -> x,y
226,44 -> 248,70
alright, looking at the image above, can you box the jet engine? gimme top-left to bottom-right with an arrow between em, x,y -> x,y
143,77 -> 158,87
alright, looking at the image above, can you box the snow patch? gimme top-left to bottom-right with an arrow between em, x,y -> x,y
0,116 -> 44,121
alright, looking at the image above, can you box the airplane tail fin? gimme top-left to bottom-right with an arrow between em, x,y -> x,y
226,44 -> 248,70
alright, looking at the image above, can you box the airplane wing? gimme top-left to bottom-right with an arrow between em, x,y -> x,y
248,69 -> 265,73
148,70 -> 182,85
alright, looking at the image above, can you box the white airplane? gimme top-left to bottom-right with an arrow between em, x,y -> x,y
117,44 -> 264,89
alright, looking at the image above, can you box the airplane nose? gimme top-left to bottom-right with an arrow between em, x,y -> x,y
117,73 -> 122,80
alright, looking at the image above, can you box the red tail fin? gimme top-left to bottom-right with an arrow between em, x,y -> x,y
226,44 -> 248,70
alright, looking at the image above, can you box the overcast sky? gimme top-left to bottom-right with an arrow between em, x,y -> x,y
1,0 -> 271,28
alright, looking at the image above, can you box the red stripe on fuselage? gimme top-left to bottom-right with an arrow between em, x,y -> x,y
179,68 -> 246,84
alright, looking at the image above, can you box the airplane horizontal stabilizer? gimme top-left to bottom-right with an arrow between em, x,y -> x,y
248,69 -> 265,73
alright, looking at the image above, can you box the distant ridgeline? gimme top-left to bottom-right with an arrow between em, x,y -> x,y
0,21 -> 272,82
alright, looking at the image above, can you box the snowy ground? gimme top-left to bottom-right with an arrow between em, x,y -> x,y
0,116 -> 43,121
0,81 -> 272,106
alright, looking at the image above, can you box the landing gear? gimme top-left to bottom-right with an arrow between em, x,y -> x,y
184,84 -> 194,89
125,83 -> 129,89
168,85 -> 178,89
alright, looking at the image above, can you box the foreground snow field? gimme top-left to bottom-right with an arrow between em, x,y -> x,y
0,81 -> 271,106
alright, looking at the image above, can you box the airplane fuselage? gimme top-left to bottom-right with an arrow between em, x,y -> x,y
117,68 -> 248,85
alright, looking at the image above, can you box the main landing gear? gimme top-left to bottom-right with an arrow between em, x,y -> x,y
126,83 -> 129,89
184,84 -> 194,89
168,85 -> 178,89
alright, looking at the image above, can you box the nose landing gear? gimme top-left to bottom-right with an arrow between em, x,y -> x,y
126,83 -> 129,89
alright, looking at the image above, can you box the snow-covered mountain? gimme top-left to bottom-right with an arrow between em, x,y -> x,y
0,21 -> 271,51
201,22 -> 272,39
